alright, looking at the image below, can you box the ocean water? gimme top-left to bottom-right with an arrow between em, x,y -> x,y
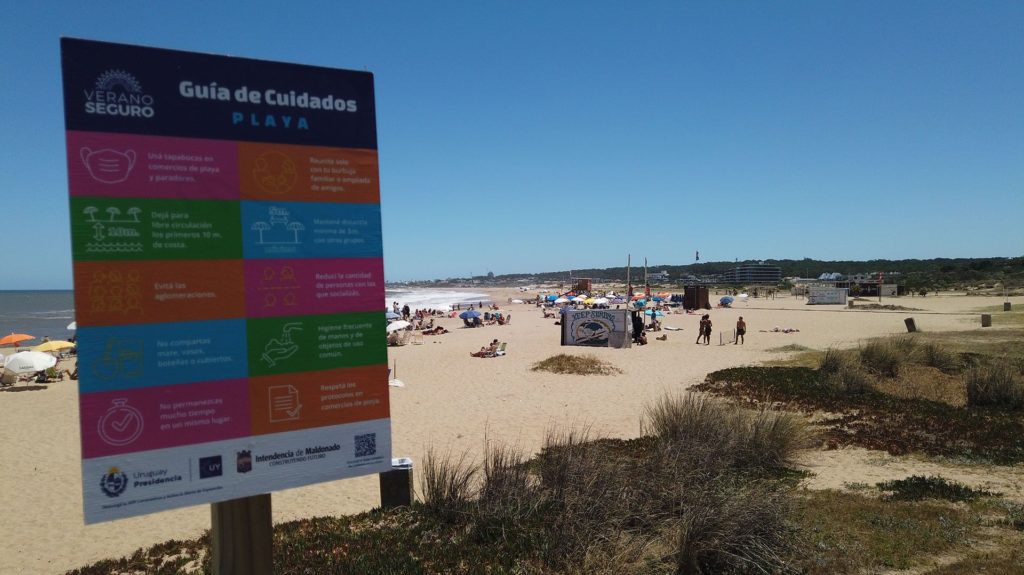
0,288 -> 487,344
0,290 -> 76,343
383,288 -> 491,311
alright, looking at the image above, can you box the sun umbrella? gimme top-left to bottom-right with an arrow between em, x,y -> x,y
546,295 -> 558,302
3,351 -> 57,374
644,309 -> 664,316
571,296 -> 586,302
511,299 -> 524,304
738,293 -> 749,299
34,340 -> 75,353
386,320 -> 411,333
593,297 -> 609,305
0,333 -> 34,347
720,296 -> 734,306
459,310 -> 481,320
583,297 -> 596,305
67,321 -> 77,330
554,297 -> 569,304
385,311 -> 401,320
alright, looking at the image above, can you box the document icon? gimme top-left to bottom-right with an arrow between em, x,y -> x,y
268,385 -> 302,422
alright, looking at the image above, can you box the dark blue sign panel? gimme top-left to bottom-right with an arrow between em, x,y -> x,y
61,38 -> 377,149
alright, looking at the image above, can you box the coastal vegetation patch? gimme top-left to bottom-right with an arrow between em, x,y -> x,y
696,333 -> 1024,463
531,353 -> 622,376
67,392 -> 1024,575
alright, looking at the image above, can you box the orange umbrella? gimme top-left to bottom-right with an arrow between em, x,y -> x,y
0,333 -> 34,347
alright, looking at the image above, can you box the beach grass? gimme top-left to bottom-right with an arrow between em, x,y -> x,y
531,354 -> 622,375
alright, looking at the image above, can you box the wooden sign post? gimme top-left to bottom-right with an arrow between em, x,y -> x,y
212,495 -> 273,575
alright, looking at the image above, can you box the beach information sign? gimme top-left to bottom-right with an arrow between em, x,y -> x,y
61,38 -> 390,524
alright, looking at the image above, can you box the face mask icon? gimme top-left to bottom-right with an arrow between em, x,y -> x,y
81,147 -> 136,184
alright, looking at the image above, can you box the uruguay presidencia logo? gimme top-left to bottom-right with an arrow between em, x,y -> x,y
100,467 -> 129,497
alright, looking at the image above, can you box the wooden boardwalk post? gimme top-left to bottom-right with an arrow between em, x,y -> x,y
212,494 -> 273,575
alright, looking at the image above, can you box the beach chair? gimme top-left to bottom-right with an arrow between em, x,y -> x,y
493,342 -> 507,357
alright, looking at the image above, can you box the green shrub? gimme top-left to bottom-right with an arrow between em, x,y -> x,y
965,362 -> 1024,409
419,448 -> 477,515
739,407 -> 812,469
920,342 -> 961,373
642,393 -> 810,471
877,475 -> 998,502
819,347 -> 853,375
860,339 -> 910,377
826,363 -> 874,395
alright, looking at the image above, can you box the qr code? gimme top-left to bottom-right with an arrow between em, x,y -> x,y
354,433 -> 376,457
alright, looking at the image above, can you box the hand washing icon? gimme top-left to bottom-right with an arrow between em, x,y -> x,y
81,147 -> 136,184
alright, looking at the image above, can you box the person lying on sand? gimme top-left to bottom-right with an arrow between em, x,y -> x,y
471,339 -> 500,357
423,326 -> 449,335
761,326 -> 800,333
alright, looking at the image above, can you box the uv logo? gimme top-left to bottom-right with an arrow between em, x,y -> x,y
199,455 -> 223,479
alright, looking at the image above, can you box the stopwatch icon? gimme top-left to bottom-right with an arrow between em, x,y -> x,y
98,398 -> 144,446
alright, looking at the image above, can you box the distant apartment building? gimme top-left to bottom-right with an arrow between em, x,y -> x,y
722,263 -> 782,285
648,270 -> 671,282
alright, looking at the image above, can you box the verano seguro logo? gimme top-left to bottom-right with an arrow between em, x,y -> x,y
84,70 -> 155,118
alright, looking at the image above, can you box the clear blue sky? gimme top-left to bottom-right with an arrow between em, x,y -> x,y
3,2 -> 1022,288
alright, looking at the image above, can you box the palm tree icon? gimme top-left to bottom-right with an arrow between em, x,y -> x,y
83,206 -> 99,222
106,207 -> 121,222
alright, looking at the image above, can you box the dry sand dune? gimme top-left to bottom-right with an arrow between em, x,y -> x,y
1,290 -> 1020,574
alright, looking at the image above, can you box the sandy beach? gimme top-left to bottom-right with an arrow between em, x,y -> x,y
2,289 -> 1022,574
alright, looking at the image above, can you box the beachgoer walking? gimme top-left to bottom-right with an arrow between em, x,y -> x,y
402,304 -> 410,320
703,315 -> 712,345
735,316 -> 746,345
696,315 -> 707,344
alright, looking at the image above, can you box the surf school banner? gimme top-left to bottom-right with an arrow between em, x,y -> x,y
61,38 -> 390,524
561,309 -> 631,348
